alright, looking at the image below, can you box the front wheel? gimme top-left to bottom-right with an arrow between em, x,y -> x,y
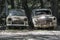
48,26 -> 56,30
6,26 -> 15,30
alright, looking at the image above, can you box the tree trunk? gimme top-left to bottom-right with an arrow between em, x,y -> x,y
50,0 -> 58,24
11,0 -> 14,9
21,0 -> 34,30
50,0 -> 58,17
0,0 -> 5,24
40,0 -> 44,8
0,0 -> 5,14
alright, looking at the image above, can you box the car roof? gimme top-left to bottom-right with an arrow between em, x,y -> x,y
32,9 -> 51,10
9,9 -> 25,13
9,9 -> 25,12
32,9 -> 51,12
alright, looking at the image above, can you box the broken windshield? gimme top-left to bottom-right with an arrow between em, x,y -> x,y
35,10 -> 51,16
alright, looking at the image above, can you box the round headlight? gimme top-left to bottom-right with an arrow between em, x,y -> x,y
8,18 -> 12,21
53,18 -> 56,20
24,18 -> 27,21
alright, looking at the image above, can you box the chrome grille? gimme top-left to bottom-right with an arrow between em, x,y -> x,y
12,20 -> 24,24
37,20 -> 46,25
36,18 -> 52,25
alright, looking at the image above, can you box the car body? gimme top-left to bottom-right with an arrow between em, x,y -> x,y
32,9 -> 57,29
6,9 -> 28,27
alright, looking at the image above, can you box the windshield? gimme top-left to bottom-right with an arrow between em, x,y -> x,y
9,10 -> 25,16
32,10 -> 51,16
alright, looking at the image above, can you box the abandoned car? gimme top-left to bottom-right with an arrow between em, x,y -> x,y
6,9 -> 28,28
32,9 -> 57,29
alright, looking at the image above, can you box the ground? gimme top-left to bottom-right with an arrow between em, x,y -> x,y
0,25 -> 60,40
0,30 -> 60,40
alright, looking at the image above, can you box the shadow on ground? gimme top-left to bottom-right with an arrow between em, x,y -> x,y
0,25 -> 60,31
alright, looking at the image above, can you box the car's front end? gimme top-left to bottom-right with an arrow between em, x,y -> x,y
32,15 -> 57,28
6,9 -> 28,28
32,9 -> 57,29
6,16 -> 28,27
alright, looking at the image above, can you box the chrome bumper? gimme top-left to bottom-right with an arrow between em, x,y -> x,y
34,22 -> 57,28
6,24 -> 28,26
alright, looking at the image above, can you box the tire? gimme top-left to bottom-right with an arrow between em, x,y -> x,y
6,26 -> 9,30
6,26 -> 14,29
48,26 -> 56,30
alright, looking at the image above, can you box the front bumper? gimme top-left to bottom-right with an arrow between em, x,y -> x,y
34,23 -> 57,28
6,24 -> 28,26
34,25 -> 54,28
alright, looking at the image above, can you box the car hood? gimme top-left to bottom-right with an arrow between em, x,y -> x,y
7,16 -> 27,21
32,15 -> 55,20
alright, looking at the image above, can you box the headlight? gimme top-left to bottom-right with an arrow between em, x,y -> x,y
52,17 -> 57,22
8,18 -> 12,21
24,18 -> 27,21
53,17 -> 56,20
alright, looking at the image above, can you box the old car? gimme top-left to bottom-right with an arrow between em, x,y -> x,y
32,9 -> 57,29
6,9 -> 28,28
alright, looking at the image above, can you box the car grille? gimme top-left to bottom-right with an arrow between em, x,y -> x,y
37,20 -> 46,25
36,19 -> 52,25
12,20 -> 24,24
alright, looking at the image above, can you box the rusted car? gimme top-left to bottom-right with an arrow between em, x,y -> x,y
32,9 -> 57,29
6,9 -> 28,28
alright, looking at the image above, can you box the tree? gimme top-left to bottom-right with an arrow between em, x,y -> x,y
50,0 -> 58,24
10,0 -> 14,9
50,0 -> 58,18
40,0 -> 44,8
0,0 -> 5,25
21,0 -> 44,30
0,0 -> 5,15
21,0 -> 34,30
